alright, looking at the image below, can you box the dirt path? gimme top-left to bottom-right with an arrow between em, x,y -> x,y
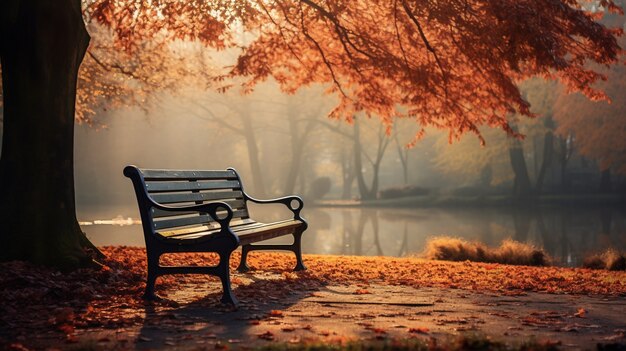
58,276 -> 626,350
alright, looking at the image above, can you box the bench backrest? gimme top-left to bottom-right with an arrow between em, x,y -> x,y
124,166 -> 250,234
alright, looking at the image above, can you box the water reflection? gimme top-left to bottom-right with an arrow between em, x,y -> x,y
80,206 -> 626,267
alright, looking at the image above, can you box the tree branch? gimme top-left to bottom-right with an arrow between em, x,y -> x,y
399,0 -> 448,93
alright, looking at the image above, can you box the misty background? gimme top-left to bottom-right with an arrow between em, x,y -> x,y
1,25 -> 625,268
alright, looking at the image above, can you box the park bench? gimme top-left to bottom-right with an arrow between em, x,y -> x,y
124,165 -> 308,306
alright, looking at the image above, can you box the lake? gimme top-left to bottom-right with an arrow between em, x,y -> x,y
79,204 -> 626,267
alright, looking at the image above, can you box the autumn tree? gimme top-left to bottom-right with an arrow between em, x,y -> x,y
1,0 -> 623,267
434,79 -> 559,197
554,64 -> 626,189
554,29 -> 626,191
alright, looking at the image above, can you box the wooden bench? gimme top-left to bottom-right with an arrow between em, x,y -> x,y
124,165 -> 308,306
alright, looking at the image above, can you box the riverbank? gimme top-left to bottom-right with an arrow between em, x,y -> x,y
1,247 -> 625,350
313,193 -> 625,208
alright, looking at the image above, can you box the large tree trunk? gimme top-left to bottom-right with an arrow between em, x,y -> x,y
0,0 -> 98,268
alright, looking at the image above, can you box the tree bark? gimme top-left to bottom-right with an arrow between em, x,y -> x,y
0,0 -> 99,268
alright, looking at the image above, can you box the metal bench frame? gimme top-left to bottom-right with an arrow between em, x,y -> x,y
124,165 -> 308,306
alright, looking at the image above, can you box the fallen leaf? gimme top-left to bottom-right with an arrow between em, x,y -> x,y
409,327 -> 429,334
257,331 -> 275,341
269,310 -> 284,317
574,308 -> 586,318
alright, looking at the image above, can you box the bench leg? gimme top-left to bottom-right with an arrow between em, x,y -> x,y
218,251 -> 239,306
237,245 -> 251,273
143,252 -> 160,300
293,229 -> 307,271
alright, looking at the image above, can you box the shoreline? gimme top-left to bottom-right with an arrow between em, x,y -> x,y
312,193 -> 626,208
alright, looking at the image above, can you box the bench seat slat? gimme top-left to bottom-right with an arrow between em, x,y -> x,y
153,209 -> 248,230
150,190 -> 243,204
146,180 -> 241,193
237,220 -> 303,245
141,169 -> 237,180
157,218 -> 256,237
150,199 -> 247,218
160,219 -> 303,244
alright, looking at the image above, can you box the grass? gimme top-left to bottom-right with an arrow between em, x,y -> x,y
583,249 -> 626,271
422,237 -> 551,266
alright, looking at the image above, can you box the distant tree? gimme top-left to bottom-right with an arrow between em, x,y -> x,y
353,117 -> 392,200
434,78 -> 558,197
554,49 -> 626,186
1,0 -> 623,267
553,9 -> 626,191
315,117 -> 392,200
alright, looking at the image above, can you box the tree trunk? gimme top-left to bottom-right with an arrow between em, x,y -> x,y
341,149 -> 355,199
394,134 -> 409,185
508,140 -> 532,198
557,136 -> 572,191
240,111 -> 266,197
283,116 -> 302,194
283,107 -> 313,195
0,0 -> 98,268
534,131 -> 554,195
353,117 -> 375,200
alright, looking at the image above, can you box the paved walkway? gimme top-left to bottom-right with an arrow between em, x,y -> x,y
72,275 -> 626,350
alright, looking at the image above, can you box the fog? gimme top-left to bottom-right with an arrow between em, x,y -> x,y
68,80 -> 626,264
0,76 -> 623,263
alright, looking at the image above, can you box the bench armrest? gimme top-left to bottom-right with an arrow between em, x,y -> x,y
244,194 -> 305,221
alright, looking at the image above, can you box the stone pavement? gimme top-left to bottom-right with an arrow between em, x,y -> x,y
75,279 -> 626,350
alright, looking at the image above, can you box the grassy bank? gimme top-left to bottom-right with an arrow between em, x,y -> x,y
422,237 -> 552,267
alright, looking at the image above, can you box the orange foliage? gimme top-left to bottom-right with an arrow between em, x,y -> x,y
101,246 -> 626,296
75,23 -> 217,124
554,43 -> 626,174
82,0 -> 624,140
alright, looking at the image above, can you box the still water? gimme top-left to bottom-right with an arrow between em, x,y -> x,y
79,204 -> 626,267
